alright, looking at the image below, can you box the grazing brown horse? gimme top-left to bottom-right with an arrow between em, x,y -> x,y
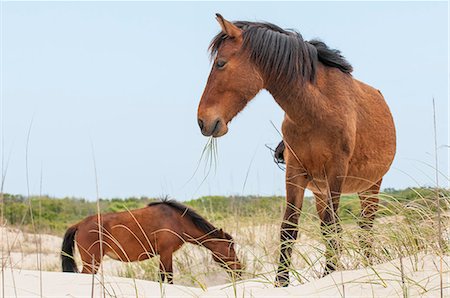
197,15 -> 396,287
61,199 -> 241,283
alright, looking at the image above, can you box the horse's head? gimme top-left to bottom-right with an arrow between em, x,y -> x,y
210,228 -> 242,277
197,14 -> 264,138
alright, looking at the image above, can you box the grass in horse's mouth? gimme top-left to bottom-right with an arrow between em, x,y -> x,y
187,136 -> 219,194
202,136 -> 218,176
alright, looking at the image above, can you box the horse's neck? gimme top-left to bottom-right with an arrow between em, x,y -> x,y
266,65 -> 346,125
197,235 -> 216,251
181,224 -> 217,249
185,227 -> 221,253
187,232 -> 218,253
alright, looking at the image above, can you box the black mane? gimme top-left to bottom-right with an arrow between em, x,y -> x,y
308,40 -> 353,74
210,21 -> 352,91
148,198 -> 231,240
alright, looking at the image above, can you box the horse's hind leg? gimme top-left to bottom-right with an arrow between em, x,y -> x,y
315,162 -> 349,277
315,191 -> 343,277
358,179 -> 381,264
78,244 -> 103,274
159,251 -> 173,284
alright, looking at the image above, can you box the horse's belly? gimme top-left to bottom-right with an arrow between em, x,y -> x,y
343,161 -> 388,192
305,162 -> 389,194
105,246 -> 155,262
343,128 -> 396,192
306,178 -> 376,194
283,97 -> 396,195
297,133 -> 395,194
103,232 -> 157,262
305,141 -> 395,193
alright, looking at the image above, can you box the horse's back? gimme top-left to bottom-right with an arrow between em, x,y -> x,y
75,205 -> 185,262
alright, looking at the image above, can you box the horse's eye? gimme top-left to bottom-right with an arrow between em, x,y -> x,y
216,59 -> 227,69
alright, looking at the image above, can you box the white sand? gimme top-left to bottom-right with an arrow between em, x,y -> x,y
0,227 -> 448,297
0,254 -> 448,297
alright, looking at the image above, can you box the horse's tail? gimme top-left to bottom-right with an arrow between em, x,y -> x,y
61,224 -> 79,272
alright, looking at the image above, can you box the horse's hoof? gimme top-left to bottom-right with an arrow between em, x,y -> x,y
274,275 -> 290,287
321,263 -> 336,278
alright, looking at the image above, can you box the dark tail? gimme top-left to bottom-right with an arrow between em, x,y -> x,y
61,225 -> 78,272
274,141 -> 286,164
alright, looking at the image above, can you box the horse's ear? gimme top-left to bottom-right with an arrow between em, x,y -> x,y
215,13 -> 242,39
219,228 -> 225,238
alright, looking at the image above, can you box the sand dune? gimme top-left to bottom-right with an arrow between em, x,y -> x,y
0,254 -> 448,297
1,226 -> 448,297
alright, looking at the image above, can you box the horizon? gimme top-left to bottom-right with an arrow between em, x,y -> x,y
1,1 -> 448,201
2,185 -> 437,201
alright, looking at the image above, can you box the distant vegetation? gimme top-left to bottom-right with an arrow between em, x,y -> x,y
0,187 -> 447,236
0,195 -> 155,235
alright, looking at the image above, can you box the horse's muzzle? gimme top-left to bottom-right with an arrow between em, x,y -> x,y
198,117 -> 228,137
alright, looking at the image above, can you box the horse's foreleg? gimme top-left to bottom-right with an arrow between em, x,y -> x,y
275,169 -> 308,287
159,252 -> 173,284
358,179 -> 381,264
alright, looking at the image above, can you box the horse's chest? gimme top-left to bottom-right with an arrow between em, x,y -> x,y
284,131 -> 333,170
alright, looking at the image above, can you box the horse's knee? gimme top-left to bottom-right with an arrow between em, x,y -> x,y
280,223 -> 299,242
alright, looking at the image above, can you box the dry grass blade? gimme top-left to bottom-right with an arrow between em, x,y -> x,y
432,97 -> 444,298
90,140 -> 105,298
24,118 -> 43,297
190,137 -> 219,196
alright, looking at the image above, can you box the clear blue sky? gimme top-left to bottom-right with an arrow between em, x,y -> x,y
1,1 -> 448,200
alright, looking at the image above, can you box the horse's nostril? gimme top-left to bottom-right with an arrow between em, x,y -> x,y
198,119 -> 204,130
211,119 -> 221,135
198,118 -> 224,136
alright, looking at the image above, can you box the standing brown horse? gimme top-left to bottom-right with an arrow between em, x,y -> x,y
197,14 -> 396,287
61,199 -> 241,283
